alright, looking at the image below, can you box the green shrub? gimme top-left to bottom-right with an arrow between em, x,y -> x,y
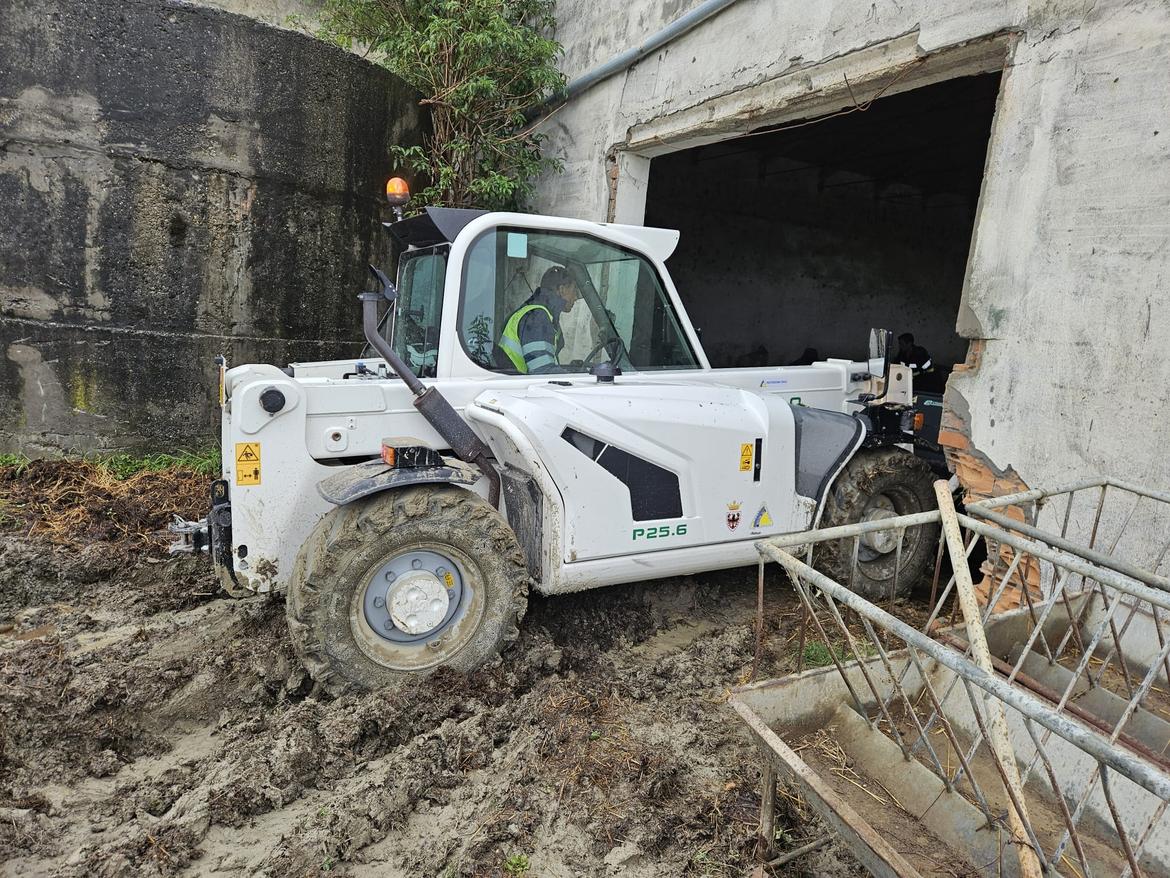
318,0 -> 565,211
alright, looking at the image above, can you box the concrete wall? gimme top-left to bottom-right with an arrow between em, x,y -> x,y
195,0 -> 322,30
0,0 -> 421,453
535,0 -> 1170,550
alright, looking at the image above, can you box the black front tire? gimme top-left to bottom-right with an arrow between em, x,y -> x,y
816,448 -> 940,601
286,485 -> 530,694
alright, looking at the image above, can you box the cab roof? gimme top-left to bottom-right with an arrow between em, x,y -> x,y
387,207 -> 681,263
387,207 -> 487,248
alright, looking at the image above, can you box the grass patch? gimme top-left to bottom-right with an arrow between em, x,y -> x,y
0,448 -> 220,480
0,453 -> 30,474
502,853 -> 530,876
91,448 -> 221,480
801,641 -> 840,668
802,638 -> 876,668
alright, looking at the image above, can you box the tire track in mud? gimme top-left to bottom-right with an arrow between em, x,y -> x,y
1,543 -> 864,877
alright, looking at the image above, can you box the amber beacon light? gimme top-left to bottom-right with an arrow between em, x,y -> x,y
385,176 -> 410,207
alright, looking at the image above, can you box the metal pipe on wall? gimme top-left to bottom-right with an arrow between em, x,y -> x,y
528,0 -> 745,118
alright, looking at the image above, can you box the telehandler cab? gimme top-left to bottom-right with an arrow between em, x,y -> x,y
178,180 -> 939,692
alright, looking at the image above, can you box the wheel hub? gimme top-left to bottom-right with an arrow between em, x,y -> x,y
388,571 -> 450,635
860,495 -> 899,555
361,549 -> 465,644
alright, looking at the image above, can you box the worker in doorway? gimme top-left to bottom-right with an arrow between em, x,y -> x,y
897,333 -> 933,374
497,266 -> 581,373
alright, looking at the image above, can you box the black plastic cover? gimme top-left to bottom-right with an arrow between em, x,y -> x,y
388,207 -> 487,248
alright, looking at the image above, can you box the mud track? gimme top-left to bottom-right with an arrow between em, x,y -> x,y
1,537 -> 867,877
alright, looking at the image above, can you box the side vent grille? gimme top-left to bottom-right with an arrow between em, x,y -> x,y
562,428 -> 683,522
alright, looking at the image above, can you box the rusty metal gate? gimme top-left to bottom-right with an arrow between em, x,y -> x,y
733,479 -> 1170,877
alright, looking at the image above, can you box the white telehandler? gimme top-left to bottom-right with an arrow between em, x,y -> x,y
180,184 -> 939,692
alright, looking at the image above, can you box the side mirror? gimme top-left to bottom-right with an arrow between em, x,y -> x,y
868,328 -> 893,382
368,264 -> 397,303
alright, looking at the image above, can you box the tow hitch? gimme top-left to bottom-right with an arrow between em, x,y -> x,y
168,479 -> 233,566
169,479 -> 248,593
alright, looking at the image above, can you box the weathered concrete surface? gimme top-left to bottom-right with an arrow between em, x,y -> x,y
0,0 -> 421,453
535,0 -> 1170,551
196,0 -> 322,30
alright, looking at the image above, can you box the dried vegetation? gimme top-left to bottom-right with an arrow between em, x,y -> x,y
0,454 -> 214,557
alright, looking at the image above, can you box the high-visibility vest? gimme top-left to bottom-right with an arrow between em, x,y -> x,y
497,303 -> 560,373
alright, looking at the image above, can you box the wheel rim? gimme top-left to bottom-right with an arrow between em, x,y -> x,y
855,488 -> 924,581
349,543 -> 486,672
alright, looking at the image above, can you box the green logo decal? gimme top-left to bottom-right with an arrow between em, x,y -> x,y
632,523 -> 688,540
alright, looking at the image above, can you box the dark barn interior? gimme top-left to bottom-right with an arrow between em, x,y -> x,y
644,72 -> 1002,385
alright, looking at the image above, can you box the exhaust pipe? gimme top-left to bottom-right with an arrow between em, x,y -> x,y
359,281 -> 501,506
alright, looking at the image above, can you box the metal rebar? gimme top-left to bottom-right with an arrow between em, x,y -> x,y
752,558 -> 765,681
954,516 -> 1170,614
967,478 -> 1106,512
765,510 -> 942,548
1023,718 -> 1093,878
967,503 -> 1170,593
936,481 -> 1042,878
957,677 -> 1046,872
858,615 -> 952,784
905,645 -> 998,821
936,632 -> 1170,774
927,528 -> 946,628
1099,765 -> 1144,878
817,587 -> 915,756
787,574 -> 870,723
1120,799 -> 1168,878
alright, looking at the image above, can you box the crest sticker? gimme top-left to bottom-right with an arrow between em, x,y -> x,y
726,501 -> 742,531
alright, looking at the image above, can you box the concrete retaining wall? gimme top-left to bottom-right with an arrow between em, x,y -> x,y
0,0 -> 421,453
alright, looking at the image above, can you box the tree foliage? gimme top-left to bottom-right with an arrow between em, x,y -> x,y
319,0 -> 565,211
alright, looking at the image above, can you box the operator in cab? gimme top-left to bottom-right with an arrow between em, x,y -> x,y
496,266 -> 581,374
897,332 -> 933,375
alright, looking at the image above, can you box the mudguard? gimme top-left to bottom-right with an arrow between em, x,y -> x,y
790,405 -> 866,513
316,456 -> 481,505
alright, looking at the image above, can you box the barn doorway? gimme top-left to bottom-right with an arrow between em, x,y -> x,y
644,72 -> 1002,391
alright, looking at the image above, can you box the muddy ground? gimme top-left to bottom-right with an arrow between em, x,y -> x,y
0,543 -> 879,878
0,523 -> 876,877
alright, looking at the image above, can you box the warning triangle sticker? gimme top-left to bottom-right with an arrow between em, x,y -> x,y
236,444 -> 259,462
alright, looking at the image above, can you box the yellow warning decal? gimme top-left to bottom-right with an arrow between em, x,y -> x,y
739,442 -> 753,472
235,442 -> 261,486
443,571 -> 455,589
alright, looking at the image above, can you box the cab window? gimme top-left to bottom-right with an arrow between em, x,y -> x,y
459,228 -> 699,374
385,247 -> 447,377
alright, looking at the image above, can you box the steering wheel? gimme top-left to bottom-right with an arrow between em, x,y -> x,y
583,335 -> 628,367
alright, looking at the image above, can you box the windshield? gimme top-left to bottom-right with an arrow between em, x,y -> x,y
381,246 -> 448,378
459,228 -> 699,374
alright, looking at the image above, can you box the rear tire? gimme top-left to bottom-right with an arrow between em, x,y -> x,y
286,485 -> 530,694
816,448 -> 940,601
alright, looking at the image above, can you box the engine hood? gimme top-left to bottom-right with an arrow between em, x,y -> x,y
469,380 -> 801,564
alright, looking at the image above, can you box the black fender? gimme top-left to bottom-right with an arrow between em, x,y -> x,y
316,456 -> 482,506
788,405 -> 866,523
